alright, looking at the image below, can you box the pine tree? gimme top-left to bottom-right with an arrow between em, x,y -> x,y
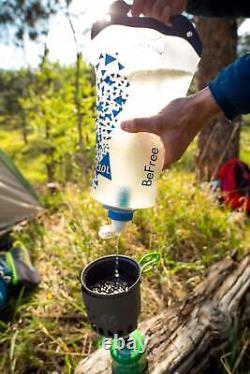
195,18 -> 241,181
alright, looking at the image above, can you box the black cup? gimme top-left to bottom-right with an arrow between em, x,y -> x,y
81,255 -> 141,337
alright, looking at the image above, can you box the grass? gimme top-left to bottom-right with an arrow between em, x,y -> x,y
0,121 -> 249,373
240,116 -> 250,165
0,127 -> 47,185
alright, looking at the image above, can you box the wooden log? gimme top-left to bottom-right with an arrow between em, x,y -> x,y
75,251 -> 250,374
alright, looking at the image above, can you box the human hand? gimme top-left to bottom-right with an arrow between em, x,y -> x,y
121,87 -> 221,169
131,0 -> 188,24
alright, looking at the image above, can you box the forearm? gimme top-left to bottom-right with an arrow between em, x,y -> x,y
188,87 -> 221,133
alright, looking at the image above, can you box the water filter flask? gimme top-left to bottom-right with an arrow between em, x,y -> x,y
90,6 -> 202,236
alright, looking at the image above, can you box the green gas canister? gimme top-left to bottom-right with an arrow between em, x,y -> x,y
111,330 -> 148,374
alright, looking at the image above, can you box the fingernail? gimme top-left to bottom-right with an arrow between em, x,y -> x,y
121,121 -> 129,130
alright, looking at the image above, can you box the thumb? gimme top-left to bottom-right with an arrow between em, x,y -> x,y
121,115 -> 161,135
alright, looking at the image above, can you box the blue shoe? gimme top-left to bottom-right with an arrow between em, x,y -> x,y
6,247 -> 40,288
0,248 -> 40,310
0,255 -> 12,309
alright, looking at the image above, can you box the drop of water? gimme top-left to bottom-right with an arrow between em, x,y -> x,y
114,268 -> 119,278
98,226 -> 121,279
114,236 -> 120,278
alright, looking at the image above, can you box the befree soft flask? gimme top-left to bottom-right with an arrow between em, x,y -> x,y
90,1 -> 202,236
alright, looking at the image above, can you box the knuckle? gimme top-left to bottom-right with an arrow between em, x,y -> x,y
153,0 -> 167,16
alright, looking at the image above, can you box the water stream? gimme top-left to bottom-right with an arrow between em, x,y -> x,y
91,234 -> 129,295
114,234 -> 120,279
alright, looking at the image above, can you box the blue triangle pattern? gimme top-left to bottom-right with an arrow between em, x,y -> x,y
114,96 -> 126,105
104,76 -> 114,85
97,102 -> 103,111
105,54 -> 116,65
112,109 -> 121,118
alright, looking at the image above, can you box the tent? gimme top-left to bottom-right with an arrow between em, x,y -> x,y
0,149 -> 42,236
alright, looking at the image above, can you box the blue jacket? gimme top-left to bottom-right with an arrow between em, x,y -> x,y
209,54 -> 250,120
186,0 -> 250,120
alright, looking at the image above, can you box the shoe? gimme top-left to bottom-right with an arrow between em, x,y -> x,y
0,254 -> 12,309
5,247 -> 40,288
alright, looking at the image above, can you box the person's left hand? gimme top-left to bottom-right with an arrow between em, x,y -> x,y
131,0 -> 187,24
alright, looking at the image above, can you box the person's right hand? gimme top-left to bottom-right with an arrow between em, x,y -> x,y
131,0 -> 187,24
121,87 -> 221,169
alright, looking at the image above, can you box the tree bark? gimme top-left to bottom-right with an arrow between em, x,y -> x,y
75,251 -> 250,374
75,52 -> 84,153
195,18 -> 241,181
21,109 -> 28,145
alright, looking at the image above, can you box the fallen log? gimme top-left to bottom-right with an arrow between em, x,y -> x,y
75,251 -> 250,374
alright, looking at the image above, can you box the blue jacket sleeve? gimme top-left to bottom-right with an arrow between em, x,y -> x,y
208,54 -> 250,120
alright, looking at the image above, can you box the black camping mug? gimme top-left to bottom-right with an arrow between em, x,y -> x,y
80,252 -> 160,338
81,255 -> 141,337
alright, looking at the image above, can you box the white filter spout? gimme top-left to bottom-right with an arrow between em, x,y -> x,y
98,220 -> 127,239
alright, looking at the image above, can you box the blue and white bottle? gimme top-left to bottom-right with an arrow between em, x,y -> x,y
90,13 -> 202,236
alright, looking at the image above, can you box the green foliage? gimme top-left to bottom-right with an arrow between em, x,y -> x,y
0,0 -> 61,43
240,116 -> 250,164
0,68 -> 32,116
0,54 -> 96,183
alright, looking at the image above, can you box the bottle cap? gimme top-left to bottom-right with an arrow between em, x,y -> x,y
98,209 -> 133,238
108,209 -> 133,221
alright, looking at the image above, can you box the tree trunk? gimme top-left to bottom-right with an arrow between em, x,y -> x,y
75,52 -> 88,178
75,52 -> 84,153
196,18 -> 241,181
21,109 -> 28,145
75,251 -> 250,374
44,117 -> 55,183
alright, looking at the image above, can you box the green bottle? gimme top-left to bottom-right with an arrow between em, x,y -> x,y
111,330 -> 148,374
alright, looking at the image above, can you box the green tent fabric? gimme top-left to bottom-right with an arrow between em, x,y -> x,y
0,149 -> 42,236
